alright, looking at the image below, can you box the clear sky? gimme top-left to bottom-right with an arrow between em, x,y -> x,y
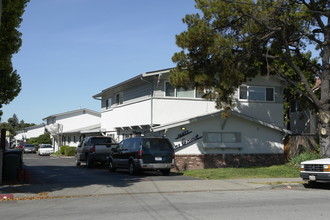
1,0 -> 198,124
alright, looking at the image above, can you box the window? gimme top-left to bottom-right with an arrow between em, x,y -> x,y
177,87 -> 195,98
239,86 -> 274,102
204,132 -> 241,143
165,82 -> 175,97
116,93 -> 123,105
105,98 -> 112,109
165,82 -> 196,98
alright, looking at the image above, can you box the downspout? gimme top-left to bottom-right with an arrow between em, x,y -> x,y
140,76 -> 154,130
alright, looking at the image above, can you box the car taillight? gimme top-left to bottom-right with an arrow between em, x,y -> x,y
90,145 -> 96,153
172,150 -> 175,159
138,150 -> 142,159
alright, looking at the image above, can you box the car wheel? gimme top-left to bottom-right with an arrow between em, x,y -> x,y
75,154 -> 81,166
108,160 -> 116,172
129,162 -> 136,175
86,155 -> 94,168
161,169 -> 171,176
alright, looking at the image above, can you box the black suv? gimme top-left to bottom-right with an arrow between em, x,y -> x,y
108,137 -> 175,175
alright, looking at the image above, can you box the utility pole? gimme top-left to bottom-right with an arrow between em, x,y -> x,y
0,129 -> 6,185
0,0 -> 2,28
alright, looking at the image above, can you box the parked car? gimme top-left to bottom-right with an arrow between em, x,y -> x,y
75,136 -> 117,168
16,145 -> 24,151
300,158 -> 330,184
23,144 -> 36,153
108,137 -> 175,175
37,144 -> 54,156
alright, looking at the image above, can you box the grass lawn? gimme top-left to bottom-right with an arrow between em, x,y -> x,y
182,164 -> 300,180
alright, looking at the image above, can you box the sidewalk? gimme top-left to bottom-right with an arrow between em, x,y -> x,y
0,178 -> 303,200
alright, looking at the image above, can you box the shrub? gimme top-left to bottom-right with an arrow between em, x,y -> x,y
64,147 -> 76,156
289,151 -> 321,166
59,145 -> 67,155
59,145 -> 73,155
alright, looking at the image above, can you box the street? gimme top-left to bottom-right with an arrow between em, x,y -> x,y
1,186 -> 330,219
1,154 -> 330,219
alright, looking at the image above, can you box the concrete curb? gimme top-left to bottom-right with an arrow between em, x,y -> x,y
0,178 -> 304,201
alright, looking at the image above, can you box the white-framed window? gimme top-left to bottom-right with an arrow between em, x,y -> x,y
165,81 -> 199,98
165,82 -> 175,97
239,86 -> 274,102
203,132 -> 241,143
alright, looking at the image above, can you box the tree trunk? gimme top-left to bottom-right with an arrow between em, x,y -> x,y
319,111 -> 330,157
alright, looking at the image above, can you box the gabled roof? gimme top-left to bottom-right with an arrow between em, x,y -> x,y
63,123 -> 101,134
42,108 -> 100,120
93,68 -> 172,98
16,123 -> 45,133
152,111 -> 291,134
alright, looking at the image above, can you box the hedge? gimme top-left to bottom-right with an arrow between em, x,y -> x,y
64,146 -> 76,156
59,145 -> 76,156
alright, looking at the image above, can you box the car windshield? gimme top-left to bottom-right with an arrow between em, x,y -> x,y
91,137 -> 113,144
142,138 -> 173,151
24,145 -> 35,148
40,145 -> 52,148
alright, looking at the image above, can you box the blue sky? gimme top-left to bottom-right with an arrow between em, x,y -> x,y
1,0 -> 198,124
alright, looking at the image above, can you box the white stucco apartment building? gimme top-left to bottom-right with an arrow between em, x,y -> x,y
14,124 -> 46,144
93,68 -> 290,170
43,108 -> 101,152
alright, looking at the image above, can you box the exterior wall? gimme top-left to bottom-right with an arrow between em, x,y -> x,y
234,102 -> 284,127
163,114 -> 284,155
55,112 -> 100,133
14,131 -> 24,141
152,98 -> 218,125
101,99 -> 151,132
101,80 -> 152,111
233,75 -> 284,127
26,126 -> 45,139
62,133 -> 81,147
45,110 -> 101,152
158,113 -> 285,170
174,154 -> 285,171
14,125 -> 46,142
98,73 -> 285,137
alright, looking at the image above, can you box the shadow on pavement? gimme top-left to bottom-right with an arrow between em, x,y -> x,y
0,161 -> 194,196
303,182 -> 330,190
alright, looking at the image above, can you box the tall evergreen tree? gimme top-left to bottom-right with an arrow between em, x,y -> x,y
0,0 -> 29,119
171,0 -> 330,156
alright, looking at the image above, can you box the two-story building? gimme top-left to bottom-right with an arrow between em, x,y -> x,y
14,124 -> 46,145
43,108 -> 101,152
93,68 -> 290,170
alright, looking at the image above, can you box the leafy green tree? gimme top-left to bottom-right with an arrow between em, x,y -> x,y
0,114 -> 36,139
27,132 -> 51,146
0,0 -> 29,119
171,0 -> 330,156
7,113 -> 19,129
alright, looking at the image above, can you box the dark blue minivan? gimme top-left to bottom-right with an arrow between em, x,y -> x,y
108,137 -> 175,175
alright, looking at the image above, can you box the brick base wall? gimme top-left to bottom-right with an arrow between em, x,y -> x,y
174,154 -> 285,171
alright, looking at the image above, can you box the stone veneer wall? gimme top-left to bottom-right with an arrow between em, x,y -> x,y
174,154 -> 285,171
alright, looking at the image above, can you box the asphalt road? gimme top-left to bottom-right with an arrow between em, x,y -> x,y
22,153 -> 199,185
2,154 -> 330,219
2,186 -> 330,219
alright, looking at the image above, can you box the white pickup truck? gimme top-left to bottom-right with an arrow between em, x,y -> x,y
75,136 -> 117,168
300,158 -> 330,183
